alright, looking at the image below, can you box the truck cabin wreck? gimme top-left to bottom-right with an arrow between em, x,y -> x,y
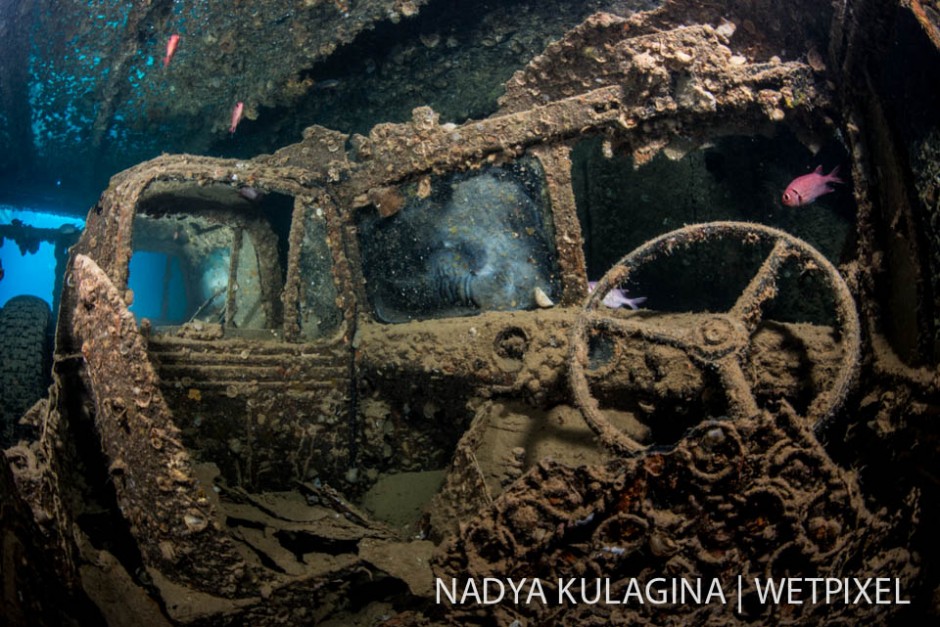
2,1 -> 938,626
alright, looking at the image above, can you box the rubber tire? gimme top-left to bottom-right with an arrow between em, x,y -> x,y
0,295 -> 52,447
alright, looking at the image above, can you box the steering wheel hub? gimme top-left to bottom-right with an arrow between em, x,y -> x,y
701,315 -> 737,346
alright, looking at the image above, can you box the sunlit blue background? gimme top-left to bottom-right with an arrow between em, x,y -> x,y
0,205 -> 84,308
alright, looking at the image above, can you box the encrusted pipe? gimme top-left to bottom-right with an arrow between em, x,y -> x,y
225,227 -> 242,328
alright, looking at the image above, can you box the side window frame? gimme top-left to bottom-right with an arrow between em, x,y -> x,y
128,210 -> 242,329
122,175 -> 332,340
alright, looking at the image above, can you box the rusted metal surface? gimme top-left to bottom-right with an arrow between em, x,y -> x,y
530,143 -> 589,306
907,0 -> 940,49
261,29 -> 829,213
434,403 -> 915,626
148,335 -> 354,490
281,197 -> 308,342
3,0 -> 936,624
70,254 -> 253,596
836,0 -> 940,365
0,442 -> 93,624
499,13 -> 832,163
0,0 -> 435,195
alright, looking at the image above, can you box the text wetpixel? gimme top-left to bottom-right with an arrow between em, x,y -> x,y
753,578 -> 911,605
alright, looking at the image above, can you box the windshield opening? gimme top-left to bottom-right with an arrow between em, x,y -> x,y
356,160 -> 561,323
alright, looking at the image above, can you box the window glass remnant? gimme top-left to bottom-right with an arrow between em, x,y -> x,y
357,162 -> 560,322
298,205 -> 342,339
229,231 -> 266,330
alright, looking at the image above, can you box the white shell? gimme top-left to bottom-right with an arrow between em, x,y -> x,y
533,287 -> 554,308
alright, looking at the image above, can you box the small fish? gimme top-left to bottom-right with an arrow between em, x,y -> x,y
782,165 -> 844,207
313,78 -> 342,91
238,186 -> 262,201
163,34 -> 180,68
229,101 -> 244,134
588,281 -> 647,310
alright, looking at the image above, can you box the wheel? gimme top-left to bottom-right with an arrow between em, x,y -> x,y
0,295 -> 52,446
568,221 -> 861,455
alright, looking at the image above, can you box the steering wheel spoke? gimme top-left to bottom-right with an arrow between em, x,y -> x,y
729,238 -> 793,333
580,310 -> 694,352
715,355 -> 760,420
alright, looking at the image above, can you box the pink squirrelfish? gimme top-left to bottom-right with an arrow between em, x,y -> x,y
163,34 -> 180,68
229,101 -> 245,134
588,281 -> 647,310
782,165 -> 844,207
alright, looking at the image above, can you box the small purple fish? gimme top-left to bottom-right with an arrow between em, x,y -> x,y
588,281 -> 647,310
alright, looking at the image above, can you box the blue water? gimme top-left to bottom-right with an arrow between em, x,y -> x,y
128,250 -> 189,324
0,206 -> 84,308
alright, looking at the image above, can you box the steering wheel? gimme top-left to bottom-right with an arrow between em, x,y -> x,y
568,221 -> 861,455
